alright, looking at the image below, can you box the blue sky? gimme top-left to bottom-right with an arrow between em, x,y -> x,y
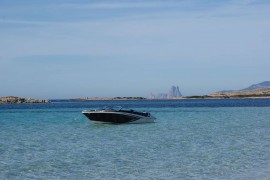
0,0 -> 270,98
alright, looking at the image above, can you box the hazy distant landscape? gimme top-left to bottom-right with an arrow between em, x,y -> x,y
1,81 -> 270,104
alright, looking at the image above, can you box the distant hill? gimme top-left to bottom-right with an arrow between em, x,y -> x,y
210,81 -> 270,98
210,88 -> 270,98
218,81 -> 270,93
240,81 -> 270,91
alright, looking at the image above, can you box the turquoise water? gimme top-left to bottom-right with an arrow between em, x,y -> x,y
1,100 -> 270,179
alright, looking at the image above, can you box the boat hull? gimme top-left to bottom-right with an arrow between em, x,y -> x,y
82,111 -> 155,124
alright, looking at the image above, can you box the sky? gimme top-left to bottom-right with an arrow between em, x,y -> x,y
0,0 -> 270,99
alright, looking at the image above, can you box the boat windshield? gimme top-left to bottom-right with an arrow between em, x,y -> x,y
98,106 -> 123,111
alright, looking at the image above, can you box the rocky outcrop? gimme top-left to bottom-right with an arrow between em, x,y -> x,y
150,85 -> 182,99
168,86 -> 182,98
0,96 -> 50,104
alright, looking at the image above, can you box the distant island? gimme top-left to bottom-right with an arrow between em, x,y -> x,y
150,85 -> 182,99
0,96 -> 50,104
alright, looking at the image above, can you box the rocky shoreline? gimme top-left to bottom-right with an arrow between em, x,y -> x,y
208,88 -> 270,99
0,96 -> 50,104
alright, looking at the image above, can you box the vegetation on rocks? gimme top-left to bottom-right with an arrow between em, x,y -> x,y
0,96 -> 50,104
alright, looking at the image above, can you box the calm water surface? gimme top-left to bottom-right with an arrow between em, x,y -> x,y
1,99 -> 270,179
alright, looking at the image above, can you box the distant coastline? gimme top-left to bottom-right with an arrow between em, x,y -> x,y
71,97 -> 147,101
1,95 -> 270,104
70,95 -> 270,101
71,86 -> 270,101
207,87 -> 270,99
70,97 -> 270,101
2,82 -> 270,104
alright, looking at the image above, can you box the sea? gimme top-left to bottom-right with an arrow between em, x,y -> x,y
1,99 -> 270,180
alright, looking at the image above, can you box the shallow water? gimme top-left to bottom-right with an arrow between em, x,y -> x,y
1,99 -> 270,179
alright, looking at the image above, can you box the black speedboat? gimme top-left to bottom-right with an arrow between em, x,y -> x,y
82,106 -> 155,124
